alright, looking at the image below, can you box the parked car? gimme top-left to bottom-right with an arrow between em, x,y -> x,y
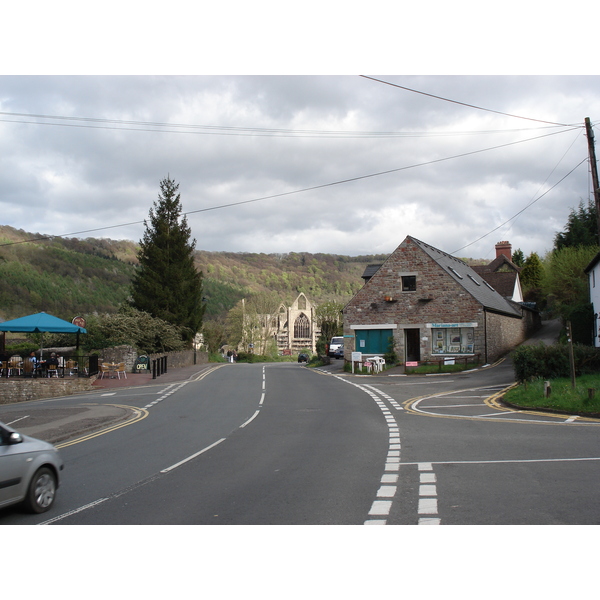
298,353 -> 309,363
328,336 -> 344,358
333,344 -> 344,359
0,421 -> 64,513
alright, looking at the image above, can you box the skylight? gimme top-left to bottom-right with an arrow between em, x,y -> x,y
448,266 -> 463,279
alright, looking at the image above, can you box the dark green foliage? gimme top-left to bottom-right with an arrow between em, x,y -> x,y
520,252 -> 544,288
81,306 -> 187,354
202,278 -> 246,317
554,200 -> 599,250
512,248 -> 525,267
563,303 -> 594,345
0,233 -> 135,321
235,352 -> 271,363
384,336 -> 398,365
315,300 -> 344,356
129,177 -> 205,342
512,343 -> 600,381
201,319 -> 228,353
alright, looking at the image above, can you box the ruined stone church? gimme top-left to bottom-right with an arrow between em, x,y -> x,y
274,293 -> 318,354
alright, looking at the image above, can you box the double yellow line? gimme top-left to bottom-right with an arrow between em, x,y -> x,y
56,405 -> 149,449
55,365 -> 227,448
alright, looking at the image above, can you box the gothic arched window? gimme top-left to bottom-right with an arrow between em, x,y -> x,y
294,313 -> 310,338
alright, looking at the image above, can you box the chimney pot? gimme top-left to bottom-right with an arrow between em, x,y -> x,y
495,241 -> 512,259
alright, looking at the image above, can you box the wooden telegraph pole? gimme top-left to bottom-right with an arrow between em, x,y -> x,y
584,117 -> 600,242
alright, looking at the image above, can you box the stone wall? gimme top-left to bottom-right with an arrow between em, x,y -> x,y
0,377 -> 95,405
148,349 -> 208,368
99,346 -> 209,372
0,349 -> 210,405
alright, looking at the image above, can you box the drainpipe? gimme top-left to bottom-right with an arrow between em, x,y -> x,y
483,309 -> 488,364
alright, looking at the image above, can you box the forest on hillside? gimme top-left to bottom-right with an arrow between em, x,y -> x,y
0,225 -> 390,322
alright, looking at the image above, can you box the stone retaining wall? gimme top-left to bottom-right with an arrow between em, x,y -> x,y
0,377 -> 95,405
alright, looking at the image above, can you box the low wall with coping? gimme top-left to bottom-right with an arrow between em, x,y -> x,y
0,377 -> 96,405
0,349 -> 210,405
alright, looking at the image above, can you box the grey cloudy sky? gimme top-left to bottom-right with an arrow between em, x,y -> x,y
2,5 -> 599,263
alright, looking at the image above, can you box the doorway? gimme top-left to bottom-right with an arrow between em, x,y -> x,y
405,329 -> 421,362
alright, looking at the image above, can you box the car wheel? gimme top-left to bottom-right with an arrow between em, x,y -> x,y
24,467 -> 57,513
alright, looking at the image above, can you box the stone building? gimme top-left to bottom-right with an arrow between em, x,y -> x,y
343,236 -> 540,365
274,293 -> 319,354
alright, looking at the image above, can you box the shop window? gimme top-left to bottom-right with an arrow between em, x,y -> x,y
431,327 -> 474,354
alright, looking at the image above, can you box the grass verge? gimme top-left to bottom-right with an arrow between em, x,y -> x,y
503,374 -> 600,416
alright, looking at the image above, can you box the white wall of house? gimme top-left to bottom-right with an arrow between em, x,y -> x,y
589,264 -> 600,347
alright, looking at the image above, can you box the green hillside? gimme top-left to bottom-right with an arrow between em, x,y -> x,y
0,225 -> 389,323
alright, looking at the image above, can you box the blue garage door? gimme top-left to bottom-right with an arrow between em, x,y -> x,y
355,329 -> 393,354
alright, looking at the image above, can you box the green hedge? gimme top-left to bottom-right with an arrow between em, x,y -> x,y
512,343 -> 600,381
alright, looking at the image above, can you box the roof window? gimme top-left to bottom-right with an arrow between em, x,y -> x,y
448,266 -> 463,279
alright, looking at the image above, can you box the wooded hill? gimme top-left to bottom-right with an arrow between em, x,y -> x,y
0,225 -> 390,323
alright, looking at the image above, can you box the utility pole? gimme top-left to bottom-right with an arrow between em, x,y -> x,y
584,117 -> 600,242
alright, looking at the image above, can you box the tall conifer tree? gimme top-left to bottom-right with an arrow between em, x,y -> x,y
130,176 -> 204,342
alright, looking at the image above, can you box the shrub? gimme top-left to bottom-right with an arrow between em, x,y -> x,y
512,343 -> 600,381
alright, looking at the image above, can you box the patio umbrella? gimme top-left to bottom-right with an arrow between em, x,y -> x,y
0,312 -> 87,357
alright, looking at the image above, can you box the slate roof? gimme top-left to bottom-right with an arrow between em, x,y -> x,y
408,237 -> 522,317
361,264 -> 383,281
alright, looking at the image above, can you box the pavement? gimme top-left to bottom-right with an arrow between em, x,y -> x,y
0,320 -> 563,445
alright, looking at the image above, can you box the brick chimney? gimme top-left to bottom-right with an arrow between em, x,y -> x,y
495,241 -> 512,259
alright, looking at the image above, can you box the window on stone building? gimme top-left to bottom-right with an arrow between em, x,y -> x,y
431,327 -> 474,354
401,275 -> 417,291
294,313 -> 310,338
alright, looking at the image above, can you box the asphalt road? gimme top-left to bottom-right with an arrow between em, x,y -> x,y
1,347 -> 599,525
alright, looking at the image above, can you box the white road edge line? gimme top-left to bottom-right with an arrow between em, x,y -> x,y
160,438 -> 226,473
39,497 -> 110,525
240,410 -> 261,428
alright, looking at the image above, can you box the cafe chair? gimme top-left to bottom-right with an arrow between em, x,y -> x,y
47,364 -> 59,378
9,356 -> 23,376
0,361 -> 8,377
66,360 -> 78,376
99,363 -> 110,379
115,362 -> 127,379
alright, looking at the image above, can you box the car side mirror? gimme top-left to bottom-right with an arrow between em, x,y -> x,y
8,432 -> 23,444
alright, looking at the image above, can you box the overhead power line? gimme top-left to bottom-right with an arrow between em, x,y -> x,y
360,76 -> 579,128
0,110 -> 572,138
0,127 -> 580,248
452,156 -> 589,254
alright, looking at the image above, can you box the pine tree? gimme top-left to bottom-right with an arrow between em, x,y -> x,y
554,200 -> 599,250
520,252 -> 544,288
130,177 -> 205,342
511,248 -> 525,268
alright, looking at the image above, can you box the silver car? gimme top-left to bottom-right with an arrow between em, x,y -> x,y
0,421 -> 64,513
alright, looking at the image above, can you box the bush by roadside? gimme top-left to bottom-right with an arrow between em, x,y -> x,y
512,343 -> 600,382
